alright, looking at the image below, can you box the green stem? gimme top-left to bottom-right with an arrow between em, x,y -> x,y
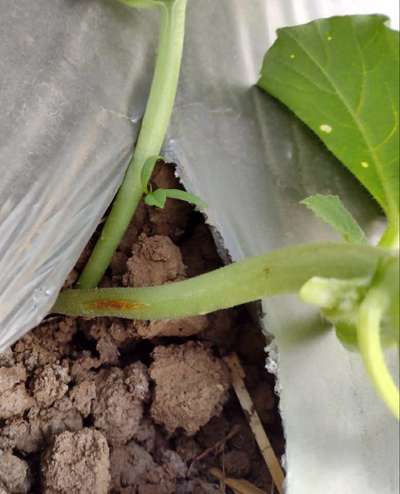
55,243 -> 386,319
78,0 -> 187,288
379,219 -> 400,250
358,289 -> 400,419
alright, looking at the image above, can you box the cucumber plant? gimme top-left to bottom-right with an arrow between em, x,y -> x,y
55,6 -> 400,418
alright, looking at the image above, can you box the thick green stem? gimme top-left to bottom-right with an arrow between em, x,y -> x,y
379,219 -> 400,250
55,243 -> 386,319
78,0 -> 187,288
358,289 -> 399,419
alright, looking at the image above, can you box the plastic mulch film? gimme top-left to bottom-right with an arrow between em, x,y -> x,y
0,1 -> 399,493
0,0 -> 159,349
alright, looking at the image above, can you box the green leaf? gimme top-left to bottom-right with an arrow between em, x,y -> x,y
160,189 -> 207,209
145,189 -> 167,208
145,188 -> 207,209
140,155 -> 163,193
301,194 -> 367,244
258,15 -> 399,245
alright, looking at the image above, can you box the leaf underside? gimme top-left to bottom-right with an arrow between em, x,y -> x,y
301,194 -> 367,244
258,15 -> 399,233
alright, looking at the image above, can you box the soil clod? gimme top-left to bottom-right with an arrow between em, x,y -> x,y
41,429 -> 110,494
0,450 -> 31,494
0,164 -> 284,493
150,342 -> 230,435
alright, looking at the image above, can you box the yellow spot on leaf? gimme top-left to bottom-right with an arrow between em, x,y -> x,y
290,53 -> 296,59
320,124 -> 333,134
327,35 -> 333,41
361,161 -> 369,168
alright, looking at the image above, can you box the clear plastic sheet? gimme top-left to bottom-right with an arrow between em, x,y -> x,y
0,1 -> 399,492
170,3 -> 398,493
0,0 -> 159,349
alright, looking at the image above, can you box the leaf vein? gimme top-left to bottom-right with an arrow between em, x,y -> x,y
284,28 -> 394,216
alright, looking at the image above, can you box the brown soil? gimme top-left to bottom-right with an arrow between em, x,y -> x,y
150,343 -> 230,435
0,163 -> 284,493
41,429 -> 110,494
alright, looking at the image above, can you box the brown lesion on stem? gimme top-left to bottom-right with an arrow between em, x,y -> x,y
84,300 -> 149,311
